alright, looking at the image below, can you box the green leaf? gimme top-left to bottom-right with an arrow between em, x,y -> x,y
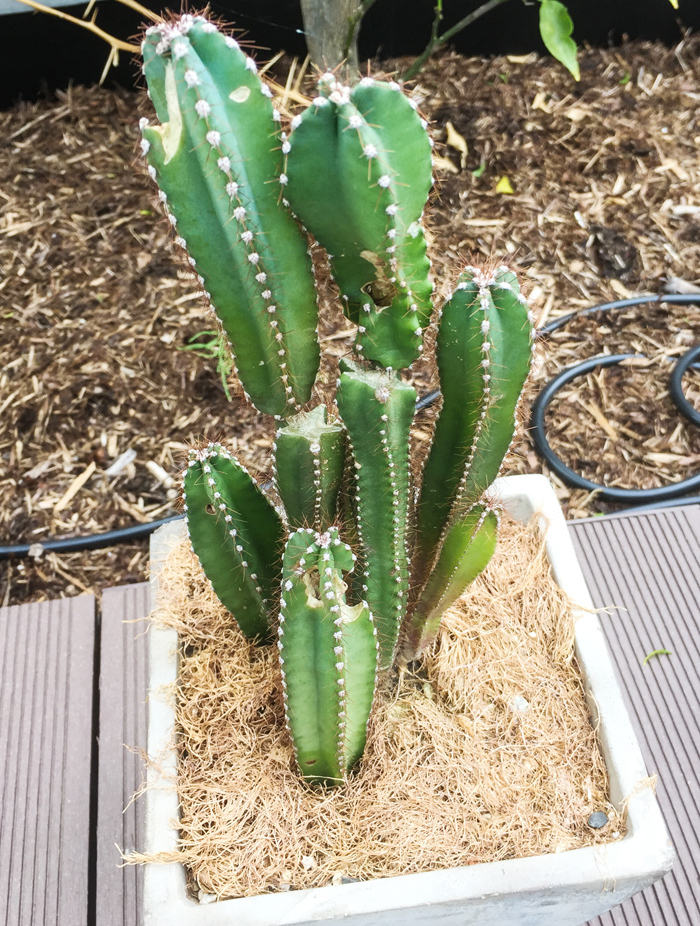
539,1 -> 580,81
472,162 -> 486,178
178,330 -> 234,401
642,648 -> 672,666
619,71 -> 631,85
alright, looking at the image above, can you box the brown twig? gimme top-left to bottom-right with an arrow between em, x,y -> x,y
12,0 -> 140,52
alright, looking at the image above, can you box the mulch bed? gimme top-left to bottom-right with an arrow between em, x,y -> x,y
1,35 -> 699,606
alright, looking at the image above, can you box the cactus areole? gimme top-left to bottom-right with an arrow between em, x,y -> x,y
140,15 -> 534,786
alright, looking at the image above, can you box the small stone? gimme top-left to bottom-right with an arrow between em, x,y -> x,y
510,695 -> 529,713
587,811 -> 609,829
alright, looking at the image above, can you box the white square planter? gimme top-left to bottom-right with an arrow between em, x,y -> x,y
144,473 -> 674,926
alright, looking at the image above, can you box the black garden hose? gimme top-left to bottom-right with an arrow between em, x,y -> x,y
530,353 -> 700,503
0,515 -> 184,560
532,293 -> 700,506
539,293 -> 700,335
3,294 -> 699,559
669,343 -> 700,429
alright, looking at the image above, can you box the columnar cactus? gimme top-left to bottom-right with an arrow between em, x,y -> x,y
284,73 -> 433,370
279,528 -> 377,784
140,15 -> 534,785
140,17 -> 320,418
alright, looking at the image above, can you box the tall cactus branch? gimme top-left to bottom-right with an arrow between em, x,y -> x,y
285,73 -> 433,369
336,362 -> 416,668
140,17 -> 320,418
416,266 -> 533,571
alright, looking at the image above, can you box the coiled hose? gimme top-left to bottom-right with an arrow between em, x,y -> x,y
531,293 -> 700,505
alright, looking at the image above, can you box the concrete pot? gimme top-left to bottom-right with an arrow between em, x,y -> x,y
145,473 -> 674,926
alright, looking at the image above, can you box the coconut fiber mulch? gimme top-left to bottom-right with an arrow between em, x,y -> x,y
1,35 -> 699,606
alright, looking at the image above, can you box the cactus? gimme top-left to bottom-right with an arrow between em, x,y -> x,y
279,528 -> 377,784
139,15 -> 533,785
284,74 -> 433,370
183,443 -> 284,642
140,17 -> 319,418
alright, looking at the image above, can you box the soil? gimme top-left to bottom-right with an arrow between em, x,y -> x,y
1,35 -> 699,606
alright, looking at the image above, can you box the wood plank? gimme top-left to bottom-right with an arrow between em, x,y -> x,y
570,506 -> 700,926
0,594 -> 95,926
96,583 -> 150,926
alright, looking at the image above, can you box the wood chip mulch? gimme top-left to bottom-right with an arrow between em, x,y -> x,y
1,35 -> 699,606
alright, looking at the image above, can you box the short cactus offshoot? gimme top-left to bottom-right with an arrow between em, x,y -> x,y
140,15 -> 534,785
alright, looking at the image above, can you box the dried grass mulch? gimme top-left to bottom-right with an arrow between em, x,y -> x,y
1,35 -> 700,605
141,516 -> 622,899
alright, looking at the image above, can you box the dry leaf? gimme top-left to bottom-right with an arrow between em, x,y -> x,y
54,461 -> 97,514
432,155 -> 459,174
507,53 -> 539,64
609,279 -> 632,298
445,121 -> 468,169
532,91 -> 552,113
495,176 -> 514,194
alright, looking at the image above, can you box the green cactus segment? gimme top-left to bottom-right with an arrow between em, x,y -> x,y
404,507 -> 499,660
275,405 -> 345,530
139,17 -> 319,418
183,443 -> 284,641
279,528 -> 377,784
417,266 -> 533,562
285,75 -> 433,370
336,362 -> 416,667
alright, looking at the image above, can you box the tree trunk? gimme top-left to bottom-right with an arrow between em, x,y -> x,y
299,0 -> 364,73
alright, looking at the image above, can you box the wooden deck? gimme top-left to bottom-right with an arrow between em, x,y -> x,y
1,505 -> 698,925
0,584 -> 149,926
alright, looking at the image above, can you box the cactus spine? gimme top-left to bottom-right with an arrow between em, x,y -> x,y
139,15 -> 534,786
